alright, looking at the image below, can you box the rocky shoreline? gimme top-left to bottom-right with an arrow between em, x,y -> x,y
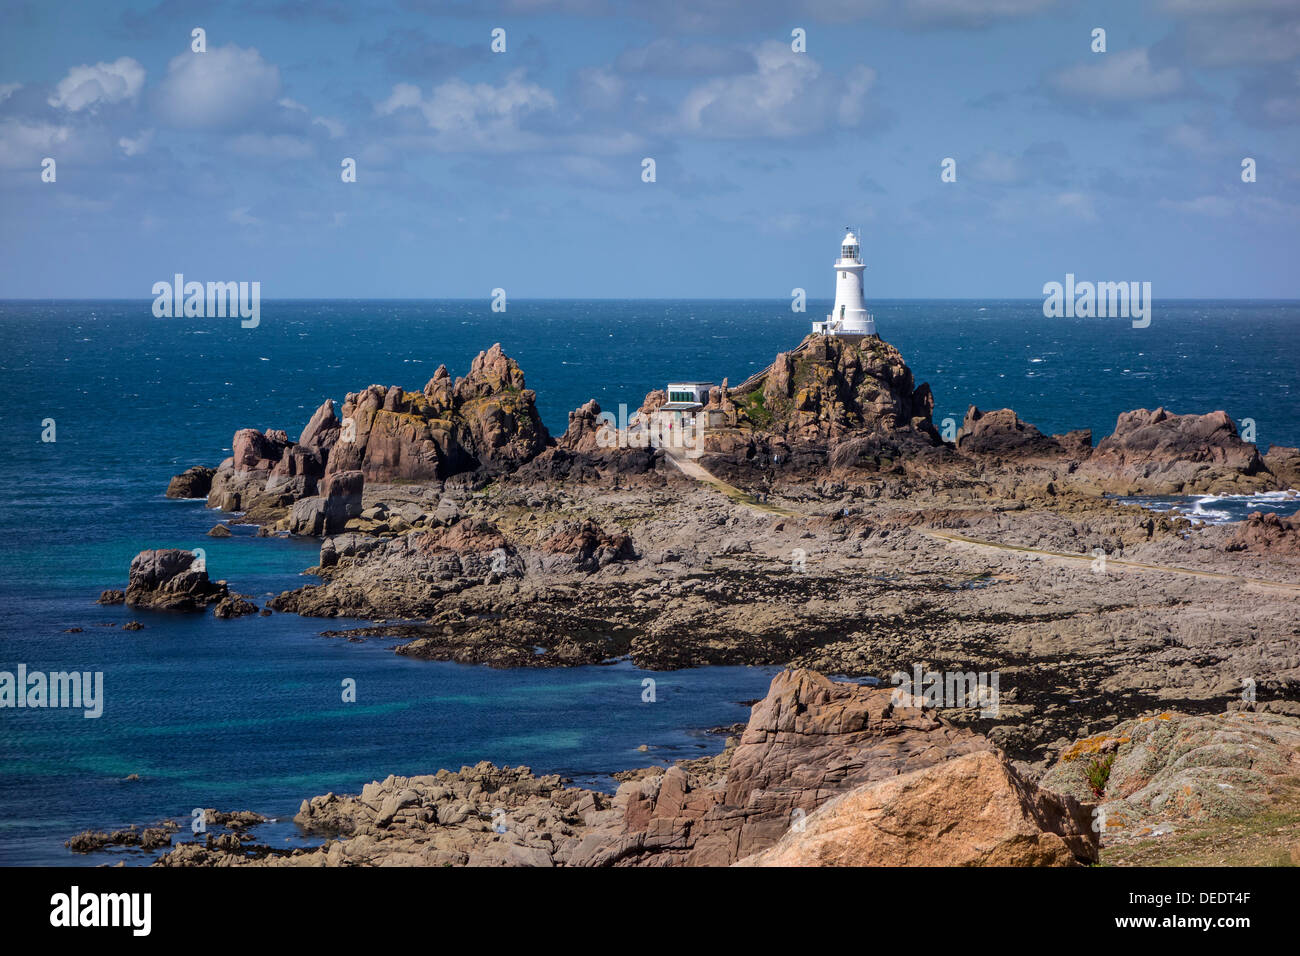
69,668 -> 1300,867
91,330 -> 1300,864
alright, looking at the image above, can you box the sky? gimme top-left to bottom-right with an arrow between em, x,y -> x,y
1,0 -> 1298,299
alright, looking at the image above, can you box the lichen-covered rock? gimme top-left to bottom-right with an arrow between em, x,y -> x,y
1040,710 -> 1300,845
754,334 -> 939,447
324,344 -> 548,484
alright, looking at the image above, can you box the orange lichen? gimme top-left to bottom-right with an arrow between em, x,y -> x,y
1062,733 -> 1132,762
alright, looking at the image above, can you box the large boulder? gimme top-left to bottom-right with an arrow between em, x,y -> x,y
737,749 -> 1096,866
957,406 -> 1091,461
1225,510 -> 1300,556
165,465 -> 215,499
1263,445 -> 1300,488
568,669 -> 997,866
124,549 -> 228,611
288,470 -> 363,536
540,519 -> 637,571
1080,408 -> 1271,494
232,428 -> 288,472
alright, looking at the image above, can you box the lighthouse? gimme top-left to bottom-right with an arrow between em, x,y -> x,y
812,229 -> 876,337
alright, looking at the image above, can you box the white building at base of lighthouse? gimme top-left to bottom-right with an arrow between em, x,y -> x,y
811,229 -> 877,337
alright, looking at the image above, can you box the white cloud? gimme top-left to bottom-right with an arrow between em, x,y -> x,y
0,83 -> 21,103
678,41 -> 876,138
1054,191 -> 1097,221
118,129 -> 154,156
1048,48 -> 1183,103
1159,194 -> 1235,216
0,119 -> 72,168
229,206 -> 262,226
48,57 -> 145,112
377,83 -> 422,114
154,45 -> 281,129
279,96 -> 345,138
377,72 -> 557,151
574,66 -> 625,112
313,116 -> 345,139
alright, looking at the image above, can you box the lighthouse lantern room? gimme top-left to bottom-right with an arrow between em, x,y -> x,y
812,229 -> 877,337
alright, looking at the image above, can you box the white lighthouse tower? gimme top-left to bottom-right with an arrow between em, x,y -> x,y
812,229 -> 876,337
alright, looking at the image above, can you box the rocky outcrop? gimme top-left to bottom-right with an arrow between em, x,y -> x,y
124,549 -> 228,611
540,519 -> 637,572
610,668 -> 996,866
327,344 -> 549,484
213,595 -> 259,619
516,399 -> 662,483
288,470 -> 364,536
1226,510 -> 1300,556
271,514 -> 512,619
204,423 -> 299,518
556,400 -> 610,456
1263,445 -> 1300,489
1080,408 -> 1271,494
957,406 -> 1091,461
165,466 -> 215,499
151,668 -> 1098,868
738,749 -> 1096,866
188,346 -> 549,534
755,334 -> 939,446
1041,710 -> 1300,845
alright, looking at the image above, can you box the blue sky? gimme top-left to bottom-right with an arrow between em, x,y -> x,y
2,0 -> 1298,298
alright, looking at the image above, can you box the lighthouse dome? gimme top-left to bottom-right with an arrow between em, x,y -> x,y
840,231 -> 860,261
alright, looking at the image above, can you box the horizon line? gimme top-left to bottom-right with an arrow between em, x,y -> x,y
4,296 -> 1300,304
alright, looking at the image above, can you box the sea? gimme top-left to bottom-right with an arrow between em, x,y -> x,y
1,298 -> 1297,865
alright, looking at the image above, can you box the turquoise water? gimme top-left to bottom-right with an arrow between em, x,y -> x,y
0,298 -> 1296,865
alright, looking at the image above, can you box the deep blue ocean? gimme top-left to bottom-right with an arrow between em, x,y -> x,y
1,299 -> 1297,865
